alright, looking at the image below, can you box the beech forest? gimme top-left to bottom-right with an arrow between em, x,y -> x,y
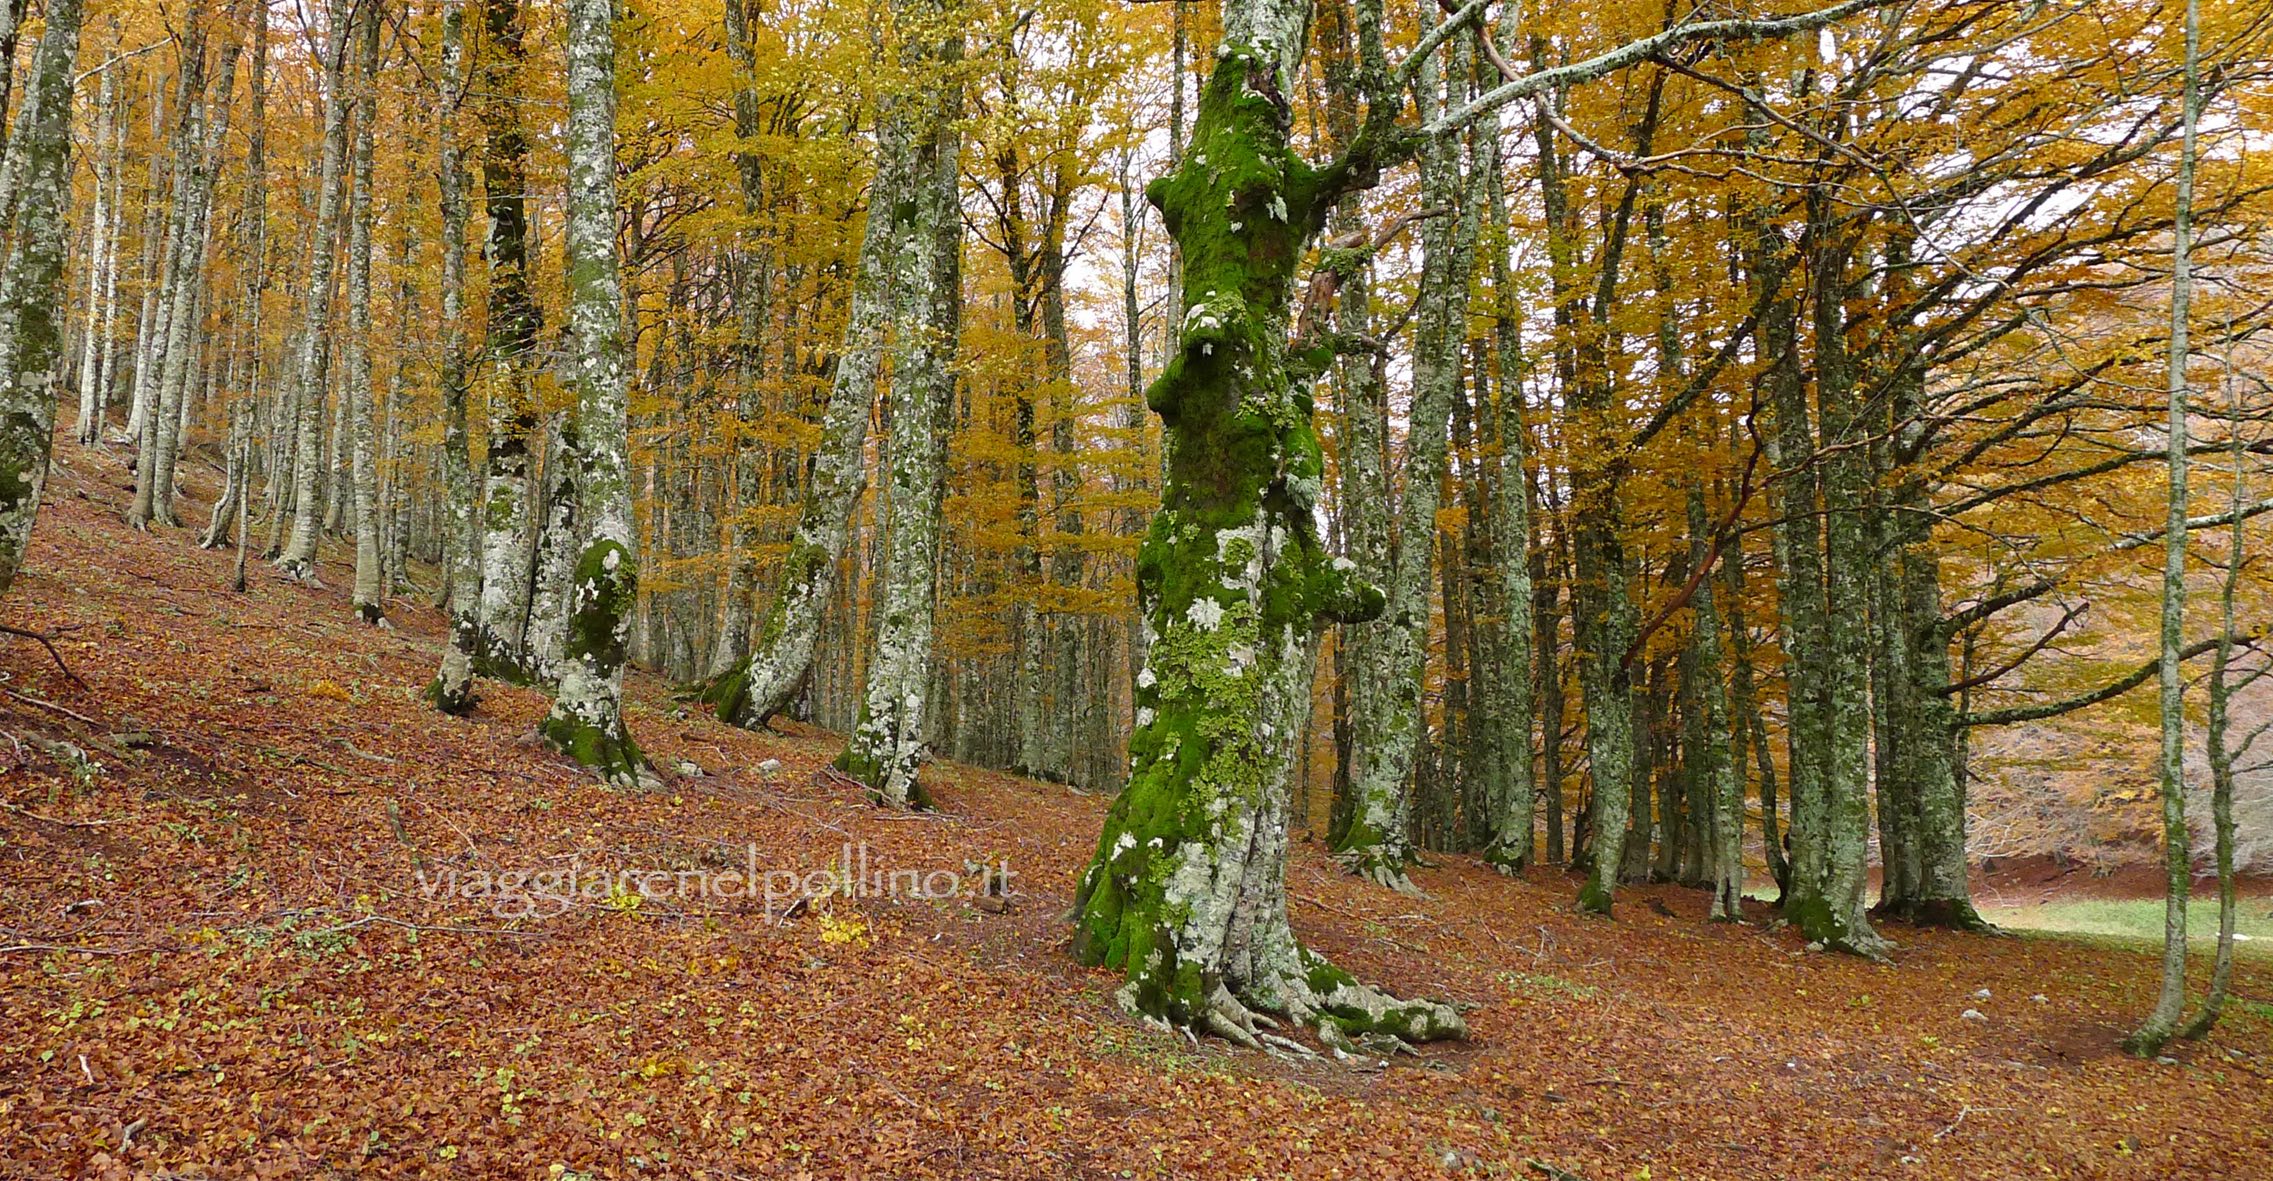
1,0 -> 2271,1175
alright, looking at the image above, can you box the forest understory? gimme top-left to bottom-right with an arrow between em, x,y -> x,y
3,440 -> 2269,1179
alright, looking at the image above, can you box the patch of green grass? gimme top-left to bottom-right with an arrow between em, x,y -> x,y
1979,896 -> 2273,960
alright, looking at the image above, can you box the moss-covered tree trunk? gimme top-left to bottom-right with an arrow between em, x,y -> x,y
1333,34 -> 1473,891
538,0 -> 649,790
1782,200 -> 1883,955
1069,13 -> 1462,1048
1479,136 -> 1537,873
427,0 -> 482,712
836,0 -> 961,808
1872,324 -> 1987,931
701,37 -> 910,731
472,0 -> 543,678
0,0 -> 83,595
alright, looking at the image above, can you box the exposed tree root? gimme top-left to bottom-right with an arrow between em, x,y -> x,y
1870,897 -> 2003,935
1482,843 -> 1530,876
1114,941 -> 1465,1062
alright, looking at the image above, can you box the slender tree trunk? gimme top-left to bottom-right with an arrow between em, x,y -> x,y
2181,347 -> 2244,1040
1762,212 -> 1830,929
275,0 -> 354,580
122,67 -> 167,445
1538,509 -> 1567,863
527,417 -> 583,678
707,0 -> 771,680
701,38 -> 911,730
381,205 -> 417,594
1336,29 -> 1474,890
74,64 -> 115,444
1719,485 -> 1784,892
836,0 -> 963,809
472,0 -> 543,677
127,27 -> 213,531
2128,0 -> 2199,1054
344,0 -> 383,621
1685,489 -> 1743,918
90,75 -> 128,444
1479,138 -> 1537,872
428,0 -> 482,712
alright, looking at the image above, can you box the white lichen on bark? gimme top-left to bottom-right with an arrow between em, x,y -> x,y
538,0 -> 649,790
0,0 -> 85,594
836,0 -> 963,810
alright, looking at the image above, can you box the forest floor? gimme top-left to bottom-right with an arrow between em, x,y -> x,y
2,434 -> 2270,1180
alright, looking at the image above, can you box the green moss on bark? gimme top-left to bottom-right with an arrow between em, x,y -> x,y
1070,44 -> 1460,1050
539,539 -> 651,789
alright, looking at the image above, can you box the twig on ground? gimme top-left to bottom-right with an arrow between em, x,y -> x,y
1,686 -> 100,726
1,802 -> 123,827
0,622 -> 88,687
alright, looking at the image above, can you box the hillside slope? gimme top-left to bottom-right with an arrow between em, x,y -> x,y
2,437 -> 2269,1179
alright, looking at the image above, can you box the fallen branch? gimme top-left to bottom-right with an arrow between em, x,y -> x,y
0,941 -> 141,956
1,686 -> 101,725
1,802 -> 122,827
0,623 -> 88,687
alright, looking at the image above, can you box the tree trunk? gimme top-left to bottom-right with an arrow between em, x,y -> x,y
1685,489 -> 1743,918
1479,138 -> 1537,872
122,68 -> 167,446
428,0 -> 482,712
1781,189 -> 1882,955
539,0 -> 649,789
0,0 -> 83,595
706,0 -> 771,680
472,0 -> 543,678
2180,353 -> 2244,1041
344,0 -> 383,621
1070,15 -> 1462,1049
2127,0 -> 2199,1054
275,0 -> 354,580
836,0 -> 962,810
1335,30 -> 1473,891
702,37 -> 910,729
128,22 -> 220,531
74,64 -> 115,444
203,18 -> 267,555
